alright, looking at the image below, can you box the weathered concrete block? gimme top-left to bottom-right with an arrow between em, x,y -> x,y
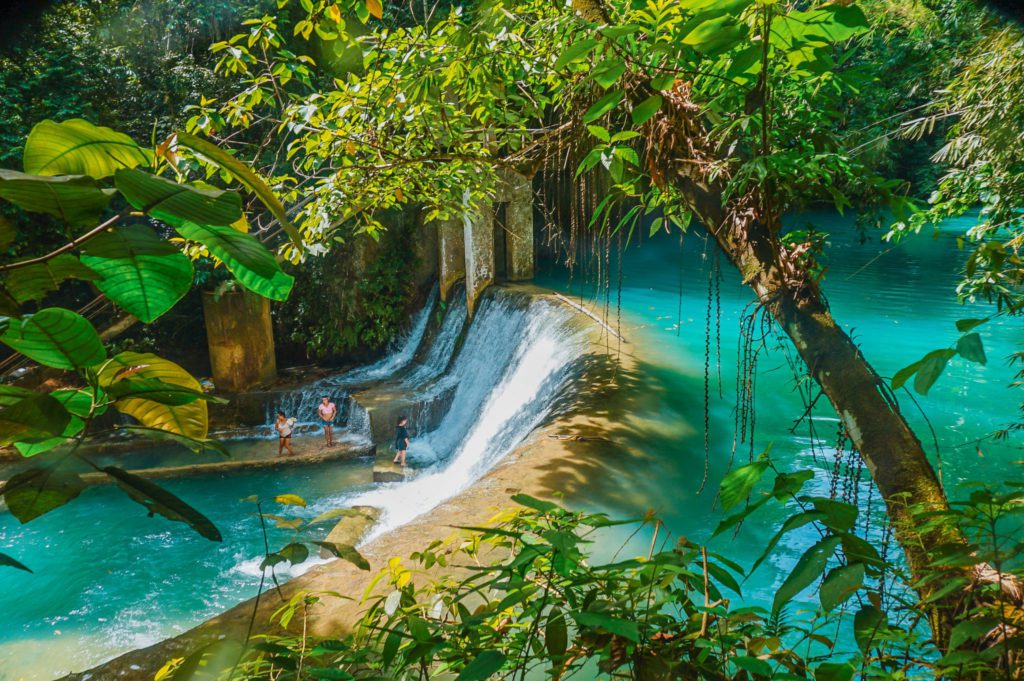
464,203 -> 494,317
202,290 -> 277,392
436,217 -> 465,302
504,173 -> 534,281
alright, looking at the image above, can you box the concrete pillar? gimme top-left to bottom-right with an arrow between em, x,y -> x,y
202,289 -> 277,392
436,217 -> 465,302
503,173 -> 534,281
464,201 -> 495,317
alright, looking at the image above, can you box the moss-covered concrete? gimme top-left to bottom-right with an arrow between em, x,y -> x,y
203,290 -> 278,392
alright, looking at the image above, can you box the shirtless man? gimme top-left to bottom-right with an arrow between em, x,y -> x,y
317,396 -> 337,446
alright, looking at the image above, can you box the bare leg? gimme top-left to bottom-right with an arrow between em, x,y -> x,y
326,425 -> 334,446
398,449 -> 406,466
285,437 -> 295,456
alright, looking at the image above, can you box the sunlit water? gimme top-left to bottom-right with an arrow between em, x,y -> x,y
537,211 -> 1022,628
1,212 -> 1020,679
0,289 -> 584,680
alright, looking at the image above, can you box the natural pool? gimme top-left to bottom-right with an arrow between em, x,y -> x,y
1,212 -> 1020,680
538,211 -> 1022,609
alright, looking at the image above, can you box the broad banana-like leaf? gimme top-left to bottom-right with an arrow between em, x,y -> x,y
81,225 -> 193,322
0,308 -> 106,369
0,169 -> 114,226
3,254 -> 102,304
114,168 -> 242,226
23,118 -> 151,179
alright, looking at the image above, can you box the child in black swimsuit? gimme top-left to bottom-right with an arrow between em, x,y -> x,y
393,416 -> 409,466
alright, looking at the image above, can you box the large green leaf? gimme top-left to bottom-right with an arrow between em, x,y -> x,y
0,169 -> 114,226
583,89 -> 624,123
0,308 -> 106,369
3,254 -> 102,304
853,605 -> 887,652
571,611 -> 640,642
718,460 -> 769,511
99,351 -> 209,439
173,220 -> 293,301
0,394 -> 72,446
554,38 -> 601,69
772,535 -> 842,614
680,12 -> 747,55
956,332 -> 987,365
0,385 -> 35,407
115,169 -> 242,226
819,563 -> 864,612
23,119 -> 151,179
455,650 -> 507,681
175,132 -> 304,248
13,388 -> 95,456
0,466 -> 86,522
772,5 -> 869,47
103,466 -> 221,541
81,225 -> 193,323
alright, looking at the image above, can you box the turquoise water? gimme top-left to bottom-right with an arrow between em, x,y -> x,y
0,444 -> 373,680
1,211 -> 1020,679
538,211 -> 1022,608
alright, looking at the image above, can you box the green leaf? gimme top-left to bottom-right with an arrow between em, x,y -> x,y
631,95 -> 663,125
853,605 -> 887,652
719,460 -> 769,511
571,611 -> 640,642
772,535 -> 841,614
3,254 -> 102,304
956,332 -> 986,365
592,59 -> 626,89
511,493 -> 560,513
13,413 -> 84,457
172,220 -> 293,301
814,662 -> 855,681
819,563 -> 864,611
732,656 -> 772,678
914,351 -> 952,395
99,351 -> 209,440
956,318 -> 986,333
949,616 -> 1001,650
749,511 -> 825,575
81,225 -> 193,323
23,119 -> 151,179
545,607 -> 568,660
554,38 -> 600,69
809,498 -> 858,532
0,213 -> 14,250
0,169 -> 114,226
583,90 -> 624,124
115,169 -> 241,226
0,308 -> 106,369
680,13 -> 747,55
0,551 -> 32,573
168,639 -> 244,681
315,541 -> 371,570
103,466 -> 221,541
279,542 -> 310,565
0,467 -> 86,522
175,132 -> 304,249
0,385 -> 35,406
773,5 -> 869,45
456,650 -> 506,681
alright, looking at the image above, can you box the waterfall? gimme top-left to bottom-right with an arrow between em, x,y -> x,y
264,285 -> 439,431
403,290 -> 468,384
310,289 -> 586,540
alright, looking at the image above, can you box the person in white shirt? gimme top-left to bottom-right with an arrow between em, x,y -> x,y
275,411 -> 295,457
317,396 -> 337,446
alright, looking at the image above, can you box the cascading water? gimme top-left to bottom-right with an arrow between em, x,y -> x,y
309,290 -> 587,539
261,285 -> 440,432
402,291 -> 468,384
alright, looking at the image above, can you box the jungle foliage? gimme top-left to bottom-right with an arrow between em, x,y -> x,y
161,473 -> 1024,681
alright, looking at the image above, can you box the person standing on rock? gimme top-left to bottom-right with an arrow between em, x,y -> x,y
393,416 -> 410,466
318,396 -> 337,446
275,411 -> 296,457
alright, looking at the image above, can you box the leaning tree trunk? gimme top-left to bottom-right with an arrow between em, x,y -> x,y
644,82 -> 968,643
